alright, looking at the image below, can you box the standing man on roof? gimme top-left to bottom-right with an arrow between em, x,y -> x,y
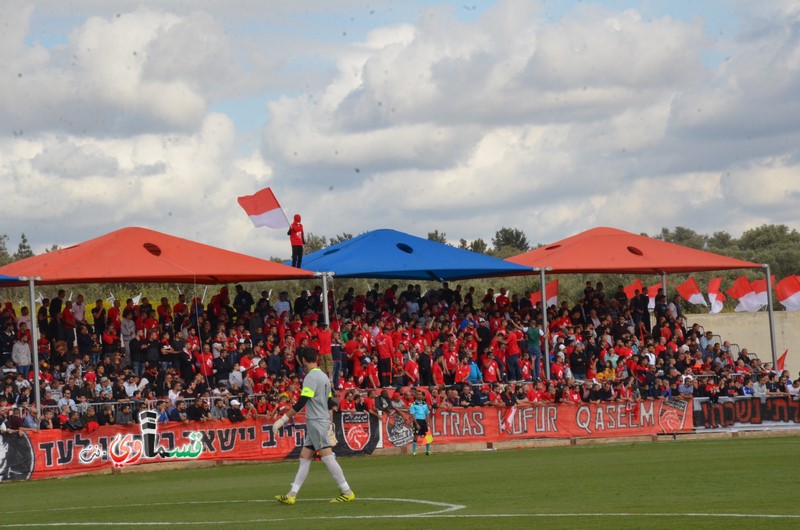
288,214 -> 305,268
274,346 -> 355,505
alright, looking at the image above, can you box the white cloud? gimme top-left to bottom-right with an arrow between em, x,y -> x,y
2,0 -> 800,264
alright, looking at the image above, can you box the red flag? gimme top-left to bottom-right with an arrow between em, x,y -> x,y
776,276 -> 800,311
530,280 -> 558,308
237,187 -> 290,228
676,277 -> 707,306
708,277 -> 726,314
726,276 -> 760,312
623,279 -> 643,301
777,349 -> 788,371
751,275 -> 775,307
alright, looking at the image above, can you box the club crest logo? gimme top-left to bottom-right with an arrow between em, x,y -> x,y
658,398 -> 688,433
341,411 -> 371,451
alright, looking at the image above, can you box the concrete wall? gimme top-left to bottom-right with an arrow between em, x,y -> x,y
688,311 -> 799,376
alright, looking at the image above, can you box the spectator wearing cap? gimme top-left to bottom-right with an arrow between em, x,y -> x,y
227,399 -> 245,422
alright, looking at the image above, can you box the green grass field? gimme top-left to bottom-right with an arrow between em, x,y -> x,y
2,436 -> 799,529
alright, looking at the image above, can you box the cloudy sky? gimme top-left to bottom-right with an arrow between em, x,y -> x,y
2,0 -> 799,260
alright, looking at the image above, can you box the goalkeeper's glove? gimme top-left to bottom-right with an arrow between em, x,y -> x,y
327,425 -> 338,446
273,414 -> 289,431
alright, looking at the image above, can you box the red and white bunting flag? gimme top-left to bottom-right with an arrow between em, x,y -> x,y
646,281 -> 663,311
530,280 -> 558,308
776,275 -> 800,311
751,275 -> 775,308
777,349 -> 788,371
676,276 -> 707,306
237,187 -> 290,229
500,406 -> 517,433
707,277 -> 726,314
623,279 -> 643,301
726,276 -> 760,312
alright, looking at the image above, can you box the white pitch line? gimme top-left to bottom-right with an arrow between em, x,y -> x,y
0,497 -> 465,527
3,501 -> 800,527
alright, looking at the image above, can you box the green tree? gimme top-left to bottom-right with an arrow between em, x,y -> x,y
329,233 -> 354,245
469,238 -> 488,254
657,226 -> 706,249
457,238 -> 488,254
427,230 -> 447,244
492,227 -> 529,252
0,234 -> 10,266
13,233 -> 34,261
707,230 -> 735,251
489,245 -> 523,259
304,232 -> 328,253
738,224 -> 800,252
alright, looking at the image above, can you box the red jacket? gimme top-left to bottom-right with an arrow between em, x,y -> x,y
289,217 -> 304,246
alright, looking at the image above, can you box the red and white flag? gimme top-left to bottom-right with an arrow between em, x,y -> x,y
726,276 -> 760,312
707,277 -> 726,314
776,275 -> 800,311
777,349 -> 788,371
751,275 -> 775,308
237,187 -> 290,229
500,406 -> 517,433
646,281 -> 664,311
676,276 -> 707,306
623,279 -> 643,301
530,280 -> 558,308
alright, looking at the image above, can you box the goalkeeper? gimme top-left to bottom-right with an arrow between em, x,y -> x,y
274,347 -> 355,504
409,390 -> 432,456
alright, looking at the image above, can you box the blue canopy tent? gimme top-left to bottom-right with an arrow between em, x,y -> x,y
297,229 -> 533,324
299,229 -> 533,281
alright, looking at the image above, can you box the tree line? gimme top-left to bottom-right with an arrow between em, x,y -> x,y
1,225 -> 798,314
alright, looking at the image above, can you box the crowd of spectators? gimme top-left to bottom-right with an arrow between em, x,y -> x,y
0,280 -> 798,435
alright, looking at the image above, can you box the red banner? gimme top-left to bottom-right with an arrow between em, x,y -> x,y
383,399 -> 693,447
0,411 -> 381,481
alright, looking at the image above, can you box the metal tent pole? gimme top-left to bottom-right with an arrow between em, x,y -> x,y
317,272 -> 333,326
763,264 -> 778,367
26,277 -> 42,416
540,267 -> 550,380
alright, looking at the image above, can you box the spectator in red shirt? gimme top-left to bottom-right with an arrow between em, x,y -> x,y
288,213 -> 305,268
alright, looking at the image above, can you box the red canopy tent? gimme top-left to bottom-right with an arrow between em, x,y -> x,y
506,227 -> 760,274
0,226 -> 313,285
506,227 -> 774,376
0,227 -> 312,415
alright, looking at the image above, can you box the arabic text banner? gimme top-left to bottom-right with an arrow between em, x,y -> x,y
1,411 -> 381,481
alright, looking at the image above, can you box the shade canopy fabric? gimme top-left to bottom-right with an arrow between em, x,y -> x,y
507,227 -> 761,275
299,229 -> 533,280
0,227 -> 313,286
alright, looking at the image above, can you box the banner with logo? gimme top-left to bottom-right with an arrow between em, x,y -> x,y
0,411 -> 380,481
383,399 -> 693,447
693,396 -> 800,429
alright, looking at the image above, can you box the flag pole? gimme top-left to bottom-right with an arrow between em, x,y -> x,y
763,264 -> 778,367
539,267 -> 551,381
24,277 -> 42,416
